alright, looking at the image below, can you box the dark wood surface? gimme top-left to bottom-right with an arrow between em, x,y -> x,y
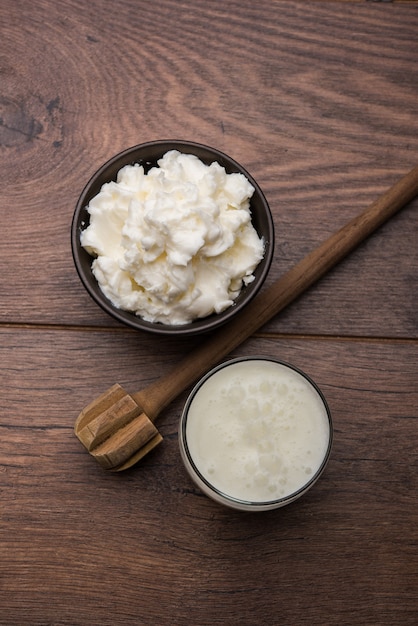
1,1 -> 417,624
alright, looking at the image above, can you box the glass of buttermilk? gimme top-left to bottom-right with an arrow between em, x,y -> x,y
179,357 -> 333,511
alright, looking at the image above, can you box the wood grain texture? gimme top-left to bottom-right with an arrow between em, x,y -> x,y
0,327 -> 417,625
1,0 -> 417,337
0,1 -> 417,624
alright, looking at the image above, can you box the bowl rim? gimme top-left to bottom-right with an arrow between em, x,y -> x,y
71,139 -> 275,336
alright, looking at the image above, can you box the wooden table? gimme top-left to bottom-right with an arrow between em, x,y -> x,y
1,1 -> 417,624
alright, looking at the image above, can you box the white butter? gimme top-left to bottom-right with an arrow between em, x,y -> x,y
81,150 -> 265,325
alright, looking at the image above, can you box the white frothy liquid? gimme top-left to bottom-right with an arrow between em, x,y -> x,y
184,359 -> 331,504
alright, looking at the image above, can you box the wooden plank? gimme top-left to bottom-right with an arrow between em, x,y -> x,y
0,326 -> 416,624
0,0 -> 417,337
1,2 -> 417,626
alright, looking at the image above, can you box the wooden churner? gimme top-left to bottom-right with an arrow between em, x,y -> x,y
75,165 -> 418,471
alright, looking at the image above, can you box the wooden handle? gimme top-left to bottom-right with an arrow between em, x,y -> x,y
133,165 -> 418,420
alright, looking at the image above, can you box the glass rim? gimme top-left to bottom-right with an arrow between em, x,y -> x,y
179,356 -> 333,510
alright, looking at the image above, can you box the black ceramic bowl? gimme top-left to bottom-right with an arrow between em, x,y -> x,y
71,140 -> 274,336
